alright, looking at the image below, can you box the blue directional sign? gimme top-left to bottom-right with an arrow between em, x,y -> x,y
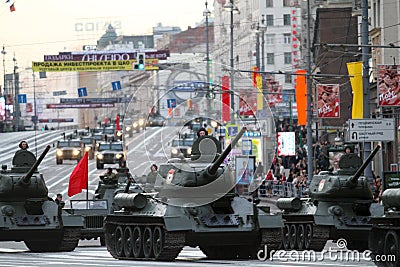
226,124 -> 239,137
18,94 -> 27,103
167,99 -> 177,108
111,81 -> 122,91
77,87 -> 87,97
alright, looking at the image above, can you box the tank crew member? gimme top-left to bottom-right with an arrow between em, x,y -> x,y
103,167 -> 118,184
197,127 -> 208,137
19,140 -> 29,150
146,164 -> 158,184
344,145 -> 353,154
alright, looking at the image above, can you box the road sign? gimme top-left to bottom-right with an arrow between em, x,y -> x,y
53,90 -> 67,96
226,124 -> 240,137
242,139 -> 252,155
348,118 -> 395,142
17,94 -> 27,103
111,81 -> 122,91
60,97 -> 132,104
167,99 -> 176,108
77,87 -> 87,97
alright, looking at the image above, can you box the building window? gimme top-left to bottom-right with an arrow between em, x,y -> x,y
267,53 -> 275,64
266,34 -> 274,45
284,52 -> 292,64
266,15 -> 274,26
283,0 -> 297,7
266,0 -> 273,7
283,14 -> 291,26
283,33 -> 291,44
285,73 -> 292,84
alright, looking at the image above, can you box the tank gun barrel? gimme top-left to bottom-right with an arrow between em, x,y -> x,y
348,145 -> 380,185
208,126 -> 247,176
21,145 -> 51,185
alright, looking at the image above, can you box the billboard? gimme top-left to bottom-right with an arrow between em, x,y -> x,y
377,65 -> 400,106
316,84 -> 340,118
32,59 -> 159,72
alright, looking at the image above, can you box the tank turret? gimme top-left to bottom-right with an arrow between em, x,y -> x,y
0,145 -> 50,200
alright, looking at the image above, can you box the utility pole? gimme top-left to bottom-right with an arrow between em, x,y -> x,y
204,1 -> 211,109
361,0 -> 373,185
306,0 -> 314,180
13,55 -> 19,132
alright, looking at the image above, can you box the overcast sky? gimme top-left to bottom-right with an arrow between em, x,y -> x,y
0,0 -> 211,70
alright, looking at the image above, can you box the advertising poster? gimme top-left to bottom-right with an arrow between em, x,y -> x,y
317,84 -> 340,118
378,65 -> 400,106
235,156 -> 255,185
239,89 -> 257,117
277,132 -> 296,156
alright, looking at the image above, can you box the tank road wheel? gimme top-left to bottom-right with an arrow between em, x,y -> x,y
384,231 -> 400,267
153,226 -> 164,259
123,226 -> 134,257
143,226 -> 153,258
289,224 -> 297,249
132,226 -> 143,258
304,224 -> 313,250
297,224 -> 305,250
283,224 -> 291,249
115,226 -> 125,257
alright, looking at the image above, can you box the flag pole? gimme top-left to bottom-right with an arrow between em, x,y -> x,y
85,152 -> 89,204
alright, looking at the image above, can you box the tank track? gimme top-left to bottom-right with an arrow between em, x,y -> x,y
260,228 -> 283,251
105,221 -> 185,261
309,225 -> 330,251
199,228 -> 282,260
24,228 -> 80,252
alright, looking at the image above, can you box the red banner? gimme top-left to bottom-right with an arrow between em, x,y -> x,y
316,84 -> 340,118
222,76 -> 230,123
378,65 -> 400,106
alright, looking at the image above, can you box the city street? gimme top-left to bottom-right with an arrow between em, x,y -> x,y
0,129 -> 376,266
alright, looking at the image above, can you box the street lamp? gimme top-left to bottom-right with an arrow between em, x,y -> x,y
203,1 -> 211,108
224,0 -> 239,123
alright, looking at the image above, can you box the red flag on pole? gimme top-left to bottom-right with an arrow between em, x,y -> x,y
115,114 -> 121,131
10,3 -> 16,12
68,152 -> 88,197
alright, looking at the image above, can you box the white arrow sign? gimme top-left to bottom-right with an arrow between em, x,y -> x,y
348,118 -> 395,142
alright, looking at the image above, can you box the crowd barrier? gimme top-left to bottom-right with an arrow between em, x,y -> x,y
258,181 -> 308,198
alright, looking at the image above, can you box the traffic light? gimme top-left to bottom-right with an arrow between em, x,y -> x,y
134,52 -> 145,70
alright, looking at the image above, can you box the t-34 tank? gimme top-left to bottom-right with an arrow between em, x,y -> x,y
369,188 -> 400,266
0,145 -> 82,252
104,127 -> 283,261
277,145 -> 381,251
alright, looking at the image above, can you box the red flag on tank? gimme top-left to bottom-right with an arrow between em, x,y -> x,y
68,152 -> 88,197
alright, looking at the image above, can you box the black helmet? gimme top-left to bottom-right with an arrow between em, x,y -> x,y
197,127 -> 208,137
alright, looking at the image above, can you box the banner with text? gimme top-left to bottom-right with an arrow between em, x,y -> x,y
32,59 -> 158,72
